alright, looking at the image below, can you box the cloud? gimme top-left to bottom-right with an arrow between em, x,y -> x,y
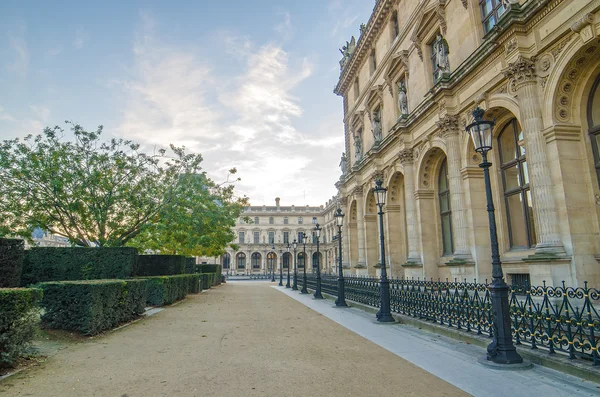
274,10 -> 293,41
73,27 -> 88,49
7,35 -> 29,77
0,106 -> 15,122
117,12 -> 344,206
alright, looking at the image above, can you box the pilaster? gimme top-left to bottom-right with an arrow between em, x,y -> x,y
399,149 -> 422,267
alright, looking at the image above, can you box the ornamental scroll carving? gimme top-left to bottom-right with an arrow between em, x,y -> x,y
435,115 -> 460,137
503,55 -> 536,91
398,149 -> 414,165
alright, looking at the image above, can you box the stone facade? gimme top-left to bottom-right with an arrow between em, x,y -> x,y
220,198 -> 341,276
333,0 -> 600,287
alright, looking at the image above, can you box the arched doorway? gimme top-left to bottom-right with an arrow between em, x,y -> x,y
222,253 -> 231,270
236,253 -> 246,271
266,252 -> 277,274
282,252 -> 291,269
297,252 -> 305,269
251,252 -> 261,271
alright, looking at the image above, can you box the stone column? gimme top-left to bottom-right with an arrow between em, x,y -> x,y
437,115 -> 473,263
399,149 -> 421,265
353,186 -> 367,269
341,197 -> 351,269
503,56 -> 565,256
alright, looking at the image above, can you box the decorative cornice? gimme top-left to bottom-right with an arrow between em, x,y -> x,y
502,55 -> 536,89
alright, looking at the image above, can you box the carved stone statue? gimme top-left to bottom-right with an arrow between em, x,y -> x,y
359,23 -> 367,36
340,152 -> 347,174
433,33 -> 450,81
371,108 -> 382,142
339,36 -> 357,70
397,79 -> 408,116
354,132 -> 363,162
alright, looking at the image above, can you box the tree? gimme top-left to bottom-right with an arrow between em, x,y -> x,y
0,122 -> 244,251
128,170 -> 249,256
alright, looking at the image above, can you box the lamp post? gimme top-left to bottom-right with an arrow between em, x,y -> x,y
334,208 -> 348,307
286,243 -> 291,288
292,239 -> 298,290
313,218 -> 323,299
271,244 -> 276,282
466,107 -> 523,364
263,244 -> 267,277
300,232 -> 309,294
279,247 -> 284,286
373,178 -> 395,323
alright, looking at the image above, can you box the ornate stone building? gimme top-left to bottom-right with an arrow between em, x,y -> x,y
334,0 -> 600,287
221,198 -> 341,276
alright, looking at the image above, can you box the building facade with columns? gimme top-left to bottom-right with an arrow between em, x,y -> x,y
334,0 -> 600,287
221,198 -> 341,276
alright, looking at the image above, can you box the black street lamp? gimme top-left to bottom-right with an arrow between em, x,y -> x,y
300,232 -> 309,294
286,243 -> 291,288
373,178 -> 395,323
334,208 -> 348,307
263,244 -> 268,277
313,218 -> 323,299
292,239 -> 298,290
466,107 -> 523,365
271,244 -> 276,282
279,248 -> 283,286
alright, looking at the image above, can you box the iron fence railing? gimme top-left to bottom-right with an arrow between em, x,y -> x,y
302,274 -> 600,366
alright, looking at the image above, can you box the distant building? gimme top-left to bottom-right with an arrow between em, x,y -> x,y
27,227 -> 71,248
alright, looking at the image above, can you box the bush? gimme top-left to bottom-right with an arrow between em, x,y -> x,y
0,239 -> 25,288
0,288 -> 42,366
22,247 -> 138,286
143,274 -> 198,306
201,273 -> 216,290
199,265 -> 222,285
185,257 -> 202,274
38,279 -> 146,335
136,255 -> 186,277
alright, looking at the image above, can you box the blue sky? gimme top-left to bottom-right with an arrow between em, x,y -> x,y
0,0 -> 374,206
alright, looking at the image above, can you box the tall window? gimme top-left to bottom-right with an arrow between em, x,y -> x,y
587,74 -> 600,186
480,0 -> 507,34
298,252 -> 305,268
254,217 -> 259,224
222,253 -> 231,269
298,231 -> 304,242
438,160 -> 453,256
283,232 -> 289,244
391,11 -> 399,38
498,118 -> 536,248
268,231 -> 275,244
251,252 -> 261,269
236,253 -> 246,269
283,253 -> 290,269
298,217 -> 303,224
269,217 -> 274,224
253,231 -> 260,244
284,217 -> 289,224
238,231 -> 245,244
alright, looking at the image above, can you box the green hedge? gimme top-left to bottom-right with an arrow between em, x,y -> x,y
143,274 -> 199,306
199,265 -> 222,285
22,247 -> 138,286
38,279 -> 146,335
185,257 -> 203,274
136,255 -> 186,277
201,273 -> 217,290
0,239 -> 25,288
0,288 -> 43,366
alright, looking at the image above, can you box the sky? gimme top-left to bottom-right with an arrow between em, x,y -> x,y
0,0 -> 375,206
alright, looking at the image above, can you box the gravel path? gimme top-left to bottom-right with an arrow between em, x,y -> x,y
0,283 -> 469,397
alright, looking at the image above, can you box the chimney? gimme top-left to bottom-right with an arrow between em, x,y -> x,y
275,197 -> 281,207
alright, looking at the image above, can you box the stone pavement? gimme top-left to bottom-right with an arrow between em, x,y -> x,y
1,282 -> 468,397
274,284 -> 600,397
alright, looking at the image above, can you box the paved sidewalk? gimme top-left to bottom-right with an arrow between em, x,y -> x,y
0,283 -> 467,397
274,285 -> 600,397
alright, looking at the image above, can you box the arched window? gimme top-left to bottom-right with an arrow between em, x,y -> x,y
297,252 -> 305,268
222,253 -> 231,269
267,252 -> 277,271
498,118 -> 536,248
236,253 -> 246,269
251,252 -> 261,269
283,252 -> 291,269
438,159 -> 453,256
587,74 -> 600,186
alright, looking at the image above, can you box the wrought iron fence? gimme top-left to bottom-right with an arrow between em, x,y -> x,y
302,274 -> 600,365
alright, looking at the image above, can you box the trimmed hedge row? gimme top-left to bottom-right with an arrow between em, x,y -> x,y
201,273 -> 217,290
38,279 -> 146,335
0,288 -> 43,366
0,239 -> 25,288
199,265 -> 222,286
136,255 -> 186,277
185,257 -> 203,274
22,247 -> 138,286
143,274 -> 200,306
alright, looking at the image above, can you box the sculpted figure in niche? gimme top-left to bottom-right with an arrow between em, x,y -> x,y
397,79 -> 408,116
433,33 -> 450,81
340,152 -> 347,174
371,108 -> 382,142
354,131 -> 363,162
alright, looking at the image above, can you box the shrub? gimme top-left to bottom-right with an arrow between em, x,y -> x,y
143,274 -> 198,306
136,255 -> 186,277
201,273 -> 216,290
38,279 -> 146,335
22,247 -> 138,286
0,239 -> 25,288
199,265 -> 222,285
185,257 -> 202,274
0,288 -> 42,366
